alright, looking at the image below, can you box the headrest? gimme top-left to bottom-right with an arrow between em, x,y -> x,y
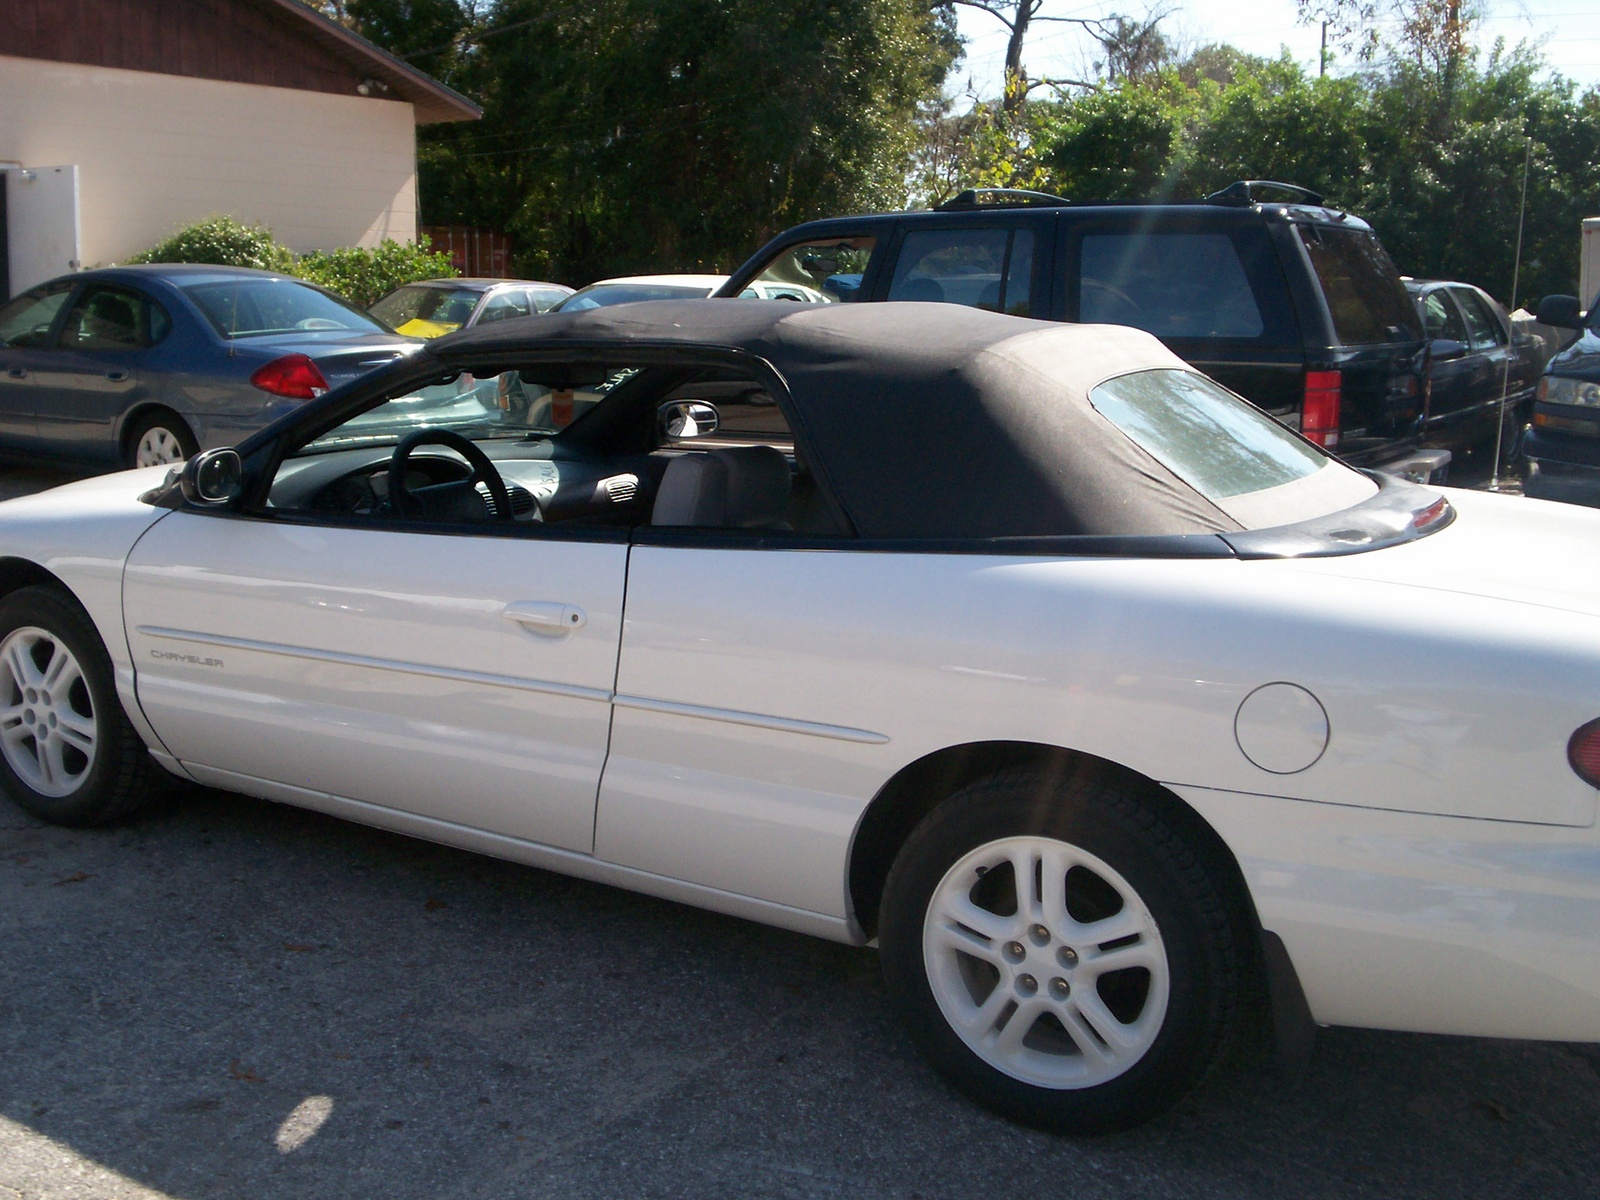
652,445 -> 791,529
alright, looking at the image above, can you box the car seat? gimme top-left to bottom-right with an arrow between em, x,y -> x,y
651,446 -> 791,529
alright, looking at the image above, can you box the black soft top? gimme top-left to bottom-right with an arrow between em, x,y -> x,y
435,300 -> 1250,539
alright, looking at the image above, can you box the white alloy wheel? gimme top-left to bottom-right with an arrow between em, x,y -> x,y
922,834 -> 1169,1090
0,626 -> 98,798
135,425 -> 188,467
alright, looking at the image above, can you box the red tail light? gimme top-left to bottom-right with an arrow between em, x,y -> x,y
251,354 -> 329,400
1570,719 -> 1600,789
1302,370 -> 1342,448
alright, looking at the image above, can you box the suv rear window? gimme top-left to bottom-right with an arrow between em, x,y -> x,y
1297,226 -> 1421,345
1079,233 -> 1265,338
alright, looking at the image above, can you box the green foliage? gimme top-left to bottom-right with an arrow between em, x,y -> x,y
125,219 -> 456,308
126,216 -> 297,273
405,0 -> 958,283
1040,86 -> 1186,201
1019,46 -> 1600,305
297,239 -> 459,308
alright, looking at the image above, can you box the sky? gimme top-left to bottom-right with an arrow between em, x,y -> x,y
951,0 -> 1600,101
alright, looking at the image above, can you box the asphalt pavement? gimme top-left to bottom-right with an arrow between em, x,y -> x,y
2,458 -> 1596,1200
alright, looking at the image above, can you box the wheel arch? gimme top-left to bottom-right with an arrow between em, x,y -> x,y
118,403 -> 195,461
847,739 -> 1314,1068
0,557 -> 77,607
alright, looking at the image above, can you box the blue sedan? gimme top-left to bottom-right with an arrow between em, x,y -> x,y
0,265 -> 420,468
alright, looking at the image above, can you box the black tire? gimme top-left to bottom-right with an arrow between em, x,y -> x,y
125,410 -> 198,469
878,766 -> 1241,1134
0,586 -> 163,826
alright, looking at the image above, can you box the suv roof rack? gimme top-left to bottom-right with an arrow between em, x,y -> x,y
1206,180 -> 1326,208
935,188 -> 1071,212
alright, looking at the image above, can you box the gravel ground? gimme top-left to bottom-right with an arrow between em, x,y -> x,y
1,456 -> 1596,1200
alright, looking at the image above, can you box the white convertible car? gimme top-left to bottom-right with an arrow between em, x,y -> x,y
1,302 -> 1597,1133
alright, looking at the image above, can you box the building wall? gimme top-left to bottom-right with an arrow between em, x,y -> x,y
0,54 -> 417,267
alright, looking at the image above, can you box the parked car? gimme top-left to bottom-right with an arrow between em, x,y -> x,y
1525,289 -> 1600,506
0,265 -> 420,468
1405,278 -> 1542,460
717,181 -> 1448,483
5,301 -> 1599,1135
552,274 -> 728,311
738,280 -> 826,302
368,278 -> 574,338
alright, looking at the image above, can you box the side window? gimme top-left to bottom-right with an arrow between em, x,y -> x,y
0,285 -> 73,348
477,291 -> 531,325
1453,289 -> 1506,348
887,227 -> 1036,315
59,286 -> 147,350
1421,292 -> 1467,342
659,373 -> 793,451
1078,232 -> 1265,339
745,236 -> 876,302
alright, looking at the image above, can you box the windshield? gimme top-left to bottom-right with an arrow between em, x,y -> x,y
555,283 -> 714,311
1297,226 -> 1422,345
1090,369 -> 1378,528
184,279 -> 386,339
370,285 -> 483,337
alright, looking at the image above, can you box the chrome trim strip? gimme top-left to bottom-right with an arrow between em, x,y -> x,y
135,626 -> 613,704
613,693 -> 890,745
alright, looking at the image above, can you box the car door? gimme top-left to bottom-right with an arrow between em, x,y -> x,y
0,280 -> 76,447
1418,287 -> 1477,430
31,282 -> 158,459
1451,285 -> 1511,418
122,372 -> 629,854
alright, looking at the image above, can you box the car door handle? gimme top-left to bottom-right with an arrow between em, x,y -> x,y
502,601 -> 587,634
4,368 -> 25,380
104,370 -> 129,382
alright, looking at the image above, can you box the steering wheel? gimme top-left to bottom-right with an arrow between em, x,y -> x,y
387,429 -> 514,522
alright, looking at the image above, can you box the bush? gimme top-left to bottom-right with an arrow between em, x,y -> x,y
297,238 -> 458,308
126,216 -> 297,273
125,219 -> 458,308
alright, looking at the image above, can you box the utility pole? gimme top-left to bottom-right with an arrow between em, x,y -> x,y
1320,20 -> 1327,77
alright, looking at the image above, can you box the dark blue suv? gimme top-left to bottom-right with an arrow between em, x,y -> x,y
718,182 -> 1447,482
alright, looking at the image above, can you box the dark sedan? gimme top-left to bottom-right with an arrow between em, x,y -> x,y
0,265 -> 420,468
1406,278 -> 1542,461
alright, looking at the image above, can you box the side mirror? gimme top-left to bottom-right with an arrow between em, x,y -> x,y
1430,337 -> 1468,361
657,400 -> 720,441
1536,295 -> 1584,330
180,448 -> 244,507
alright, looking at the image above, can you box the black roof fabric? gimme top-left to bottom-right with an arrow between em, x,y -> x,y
435,301 -> 1242,539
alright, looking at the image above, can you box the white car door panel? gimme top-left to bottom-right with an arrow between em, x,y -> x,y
597,543 -> 1600,920
124,513 -> 627,852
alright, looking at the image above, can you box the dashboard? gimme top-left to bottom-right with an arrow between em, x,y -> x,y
266,440 -> 664,526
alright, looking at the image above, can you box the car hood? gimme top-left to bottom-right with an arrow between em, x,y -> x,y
1280,486 -> 1600,620
1547,327 -> 1600,382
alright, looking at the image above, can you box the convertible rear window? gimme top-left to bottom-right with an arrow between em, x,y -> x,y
1089,369 -> 1377,528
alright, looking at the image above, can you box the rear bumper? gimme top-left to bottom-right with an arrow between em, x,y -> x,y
1374,447 -> 1452,485
1525,426 -> 1600,507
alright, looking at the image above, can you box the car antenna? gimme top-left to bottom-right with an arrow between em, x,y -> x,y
1489,137 -> 1532,494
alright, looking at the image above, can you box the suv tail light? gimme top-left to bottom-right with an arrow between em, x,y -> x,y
251,354 -> 329,400
1302,370 -> 1342,448
1570,719 -> 1600,788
